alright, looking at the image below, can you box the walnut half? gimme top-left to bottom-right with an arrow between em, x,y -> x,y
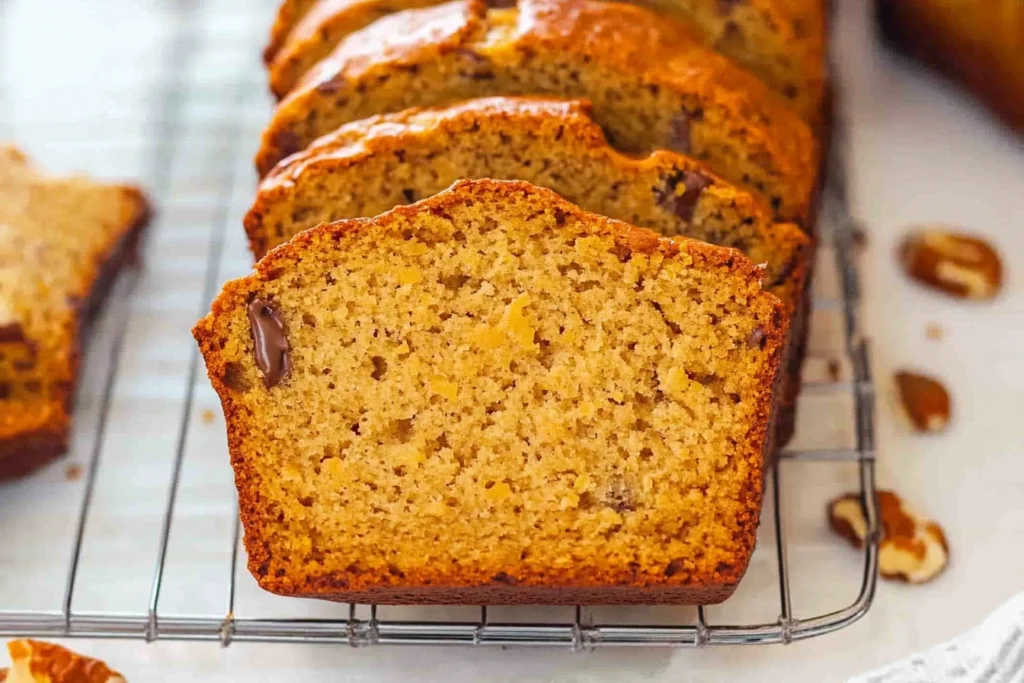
899,228 -> 1002,300
829,490 -> 949,584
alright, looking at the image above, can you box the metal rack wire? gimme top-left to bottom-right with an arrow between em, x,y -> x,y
0,0 -> 879,649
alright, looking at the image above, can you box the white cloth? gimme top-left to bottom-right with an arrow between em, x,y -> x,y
850,594 -> 1024,682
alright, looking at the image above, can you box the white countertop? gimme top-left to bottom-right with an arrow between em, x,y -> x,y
2,0 -> 1023,679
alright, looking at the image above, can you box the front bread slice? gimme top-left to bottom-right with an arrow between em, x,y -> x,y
195,179 -> 787,605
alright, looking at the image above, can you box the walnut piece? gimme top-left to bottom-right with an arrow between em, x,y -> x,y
829,490 -> 949,584
895,371 -> 951,433
4,639 -> 125,683
899,228 -> 1002,300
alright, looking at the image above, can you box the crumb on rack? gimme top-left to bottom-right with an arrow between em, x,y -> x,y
895,370 -> 951,433
826,358 -> 841,382
925,322 -> 943,340
65,463 -> 83,481
851,224 -> 868,250
201,409 -> 216,424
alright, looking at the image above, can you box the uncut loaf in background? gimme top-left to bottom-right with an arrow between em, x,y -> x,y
194,179 -> 788,604
255,0 -> 819,226
878,0 -> 1024,134
0,147 -> 150,480
246,96 -> 812,444
265,0 -> 827,128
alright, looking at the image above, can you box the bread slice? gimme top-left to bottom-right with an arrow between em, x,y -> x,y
2,640 -> 124,683
265,0 -> 827,128
247,97 -> 811,445
255,0 -> 819,226
0,147 -> 150,479
195,179 -> 787,604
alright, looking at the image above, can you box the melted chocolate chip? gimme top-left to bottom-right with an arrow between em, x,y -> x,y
247,297 -> 291,388
673,171 -> 714,222
485,0 -> 516,7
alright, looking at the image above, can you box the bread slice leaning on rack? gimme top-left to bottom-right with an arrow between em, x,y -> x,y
0,146 -> 150,480
247,97 -> 812,445
264,0 -> 827,128
195,179 -> 788,605
255,0 -> 819,227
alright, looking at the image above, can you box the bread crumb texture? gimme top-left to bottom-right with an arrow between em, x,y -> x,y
195,179 -> 787,604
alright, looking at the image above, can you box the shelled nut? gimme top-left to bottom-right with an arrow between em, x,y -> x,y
895,371 -> 951,433
829,490 -> 949,584
899,228 -> 1002,300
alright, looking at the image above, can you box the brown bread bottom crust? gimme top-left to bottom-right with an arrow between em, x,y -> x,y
271,582 -> 737,606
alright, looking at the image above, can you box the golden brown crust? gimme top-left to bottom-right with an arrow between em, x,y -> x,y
6,640 -> 124,683
256,0 -> 819,225
268,0 -> 443,100
879,0 -> 1024,133
264,0 -> 322,64
266,0 -> 828,127
196,178 -> 787,604
0,151 -> 151,480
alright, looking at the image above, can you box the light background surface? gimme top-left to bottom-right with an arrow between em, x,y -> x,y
1,0 -> 1022,679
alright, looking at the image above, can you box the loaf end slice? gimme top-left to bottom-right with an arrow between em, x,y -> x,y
196,178 -> 787,604
0,146 -> 151,479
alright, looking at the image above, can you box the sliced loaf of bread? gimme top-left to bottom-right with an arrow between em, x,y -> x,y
195,179 -> 787,604
255,0 -> 818,226
265,0 -> 827,128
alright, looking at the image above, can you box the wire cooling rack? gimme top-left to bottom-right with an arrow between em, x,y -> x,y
0,0 -> 879,649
